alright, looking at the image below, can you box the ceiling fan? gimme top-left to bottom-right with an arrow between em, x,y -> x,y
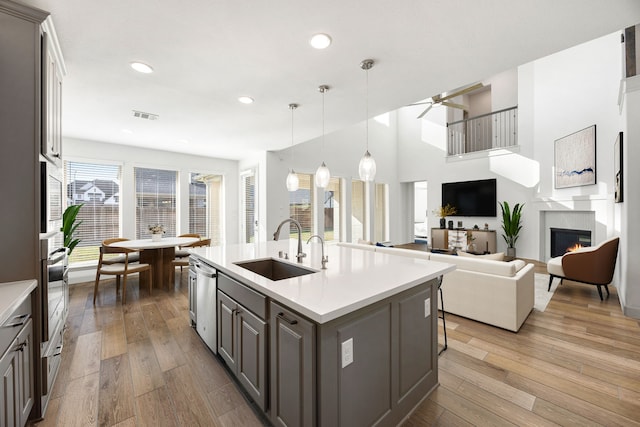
413,82 -> 483,119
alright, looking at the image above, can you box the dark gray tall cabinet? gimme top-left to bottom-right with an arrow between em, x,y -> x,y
0,0 -> 64,422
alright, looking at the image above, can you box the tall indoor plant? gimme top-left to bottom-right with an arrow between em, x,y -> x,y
500,201 -> 523,257
62,204 -> 83,255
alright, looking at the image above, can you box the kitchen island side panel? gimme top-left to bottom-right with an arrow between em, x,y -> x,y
317,279 -> 438,427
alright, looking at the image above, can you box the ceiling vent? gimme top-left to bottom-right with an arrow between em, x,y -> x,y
132,110 -> 159,120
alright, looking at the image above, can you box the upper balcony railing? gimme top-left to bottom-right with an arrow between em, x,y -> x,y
446,106 -> 518,156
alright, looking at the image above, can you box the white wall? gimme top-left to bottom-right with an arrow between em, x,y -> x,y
64,137 -> 240,243
621,75 -> 640,317
396,32 -> 623,261
267,113 -> 401,243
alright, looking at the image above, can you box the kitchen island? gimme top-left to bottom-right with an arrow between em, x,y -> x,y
190,239 -> 454,427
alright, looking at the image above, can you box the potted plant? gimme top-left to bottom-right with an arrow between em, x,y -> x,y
433,204 -> 457,229
148,224 -> 166,241
500,201 -> 524,257
61,204 -> 83,255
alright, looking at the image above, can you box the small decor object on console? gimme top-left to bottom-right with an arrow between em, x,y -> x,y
148,224 -> 165,241
433,204 -> 457,229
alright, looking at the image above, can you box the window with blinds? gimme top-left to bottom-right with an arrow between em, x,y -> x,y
374,182 -> 389,243
64,161 -> 121,264
351,180 -> 366,243
289,173 -> 313,239
189,173 -> 223,245
241,171 -> 256,243
135,167 -> 177,238
324,177 -> 341,242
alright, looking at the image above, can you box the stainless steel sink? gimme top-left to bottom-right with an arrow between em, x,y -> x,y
234,258 -> 317,281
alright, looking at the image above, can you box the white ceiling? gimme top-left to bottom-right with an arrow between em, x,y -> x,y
21,0 -> 640,160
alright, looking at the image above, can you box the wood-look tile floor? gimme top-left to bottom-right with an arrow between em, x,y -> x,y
31,262 -> 640,426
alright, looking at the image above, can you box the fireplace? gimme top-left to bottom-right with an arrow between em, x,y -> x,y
550,228 -> 591,258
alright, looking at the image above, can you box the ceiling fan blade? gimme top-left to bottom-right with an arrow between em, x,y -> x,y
441,101 -> 467,110
417,103 -> 433,119
407,101 -> 432,106
438,82 -> 483,102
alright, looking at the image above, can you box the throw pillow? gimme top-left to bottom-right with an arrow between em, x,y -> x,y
457,251 -> 505,261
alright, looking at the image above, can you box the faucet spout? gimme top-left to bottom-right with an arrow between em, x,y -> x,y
273,218 -> 306,263
307,234 -> 328,269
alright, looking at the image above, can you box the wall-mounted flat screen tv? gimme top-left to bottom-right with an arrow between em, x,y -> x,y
442,178 -> 497,217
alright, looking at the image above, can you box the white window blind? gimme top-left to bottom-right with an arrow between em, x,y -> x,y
189,173 -> 207,237
190,173 -> 223,245
289,173 -> 313,239
324,177 -> 341,242
374,182 -> 389,242
242,171 -> 256,243
64,161 -> 121,264
351,179 -> 365,243
135,167 -> 177,238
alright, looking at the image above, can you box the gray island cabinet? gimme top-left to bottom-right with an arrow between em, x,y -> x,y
191,240 -> 454,427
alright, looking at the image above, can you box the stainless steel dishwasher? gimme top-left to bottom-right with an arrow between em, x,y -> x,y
194,259 -> 218,353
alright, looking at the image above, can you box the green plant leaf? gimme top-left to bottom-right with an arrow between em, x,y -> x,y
499,201 -> 524,249
62,204 -> 84,255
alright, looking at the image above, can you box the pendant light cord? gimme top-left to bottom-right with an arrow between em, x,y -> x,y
321,88 -> 325,158
366,66 -> 369,152
290,104 -> 295,165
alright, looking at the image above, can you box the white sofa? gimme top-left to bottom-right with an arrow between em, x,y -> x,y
337,243 -> 535,332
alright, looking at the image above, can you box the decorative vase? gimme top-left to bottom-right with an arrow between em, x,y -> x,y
152,233 -> 162,242
439,218 -> 446,229
448,220 -> 454,230
506,247 -> 516,258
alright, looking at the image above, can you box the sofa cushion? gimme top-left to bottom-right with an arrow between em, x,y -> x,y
430,252 -> 523,277
457,251 -> 505,261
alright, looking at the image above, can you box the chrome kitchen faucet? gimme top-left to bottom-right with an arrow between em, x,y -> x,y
273,218 -> 306,263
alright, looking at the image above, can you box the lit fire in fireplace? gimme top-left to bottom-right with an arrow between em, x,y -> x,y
566,243 -> 584,253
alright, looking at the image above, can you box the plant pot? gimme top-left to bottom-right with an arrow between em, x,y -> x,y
439,218 -> 446,229
151,233 -> 162,242
506,247 -> 516,258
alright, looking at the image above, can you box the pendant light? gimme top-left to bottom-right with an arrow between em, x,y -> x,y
285,103 -> 299,191
358,59 -> 377,182
315,85 -> 331,188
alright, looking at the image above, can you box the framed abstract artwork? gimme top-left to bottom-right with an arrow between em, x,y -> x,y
614,131 -> 623,203
554,125 -> 596,189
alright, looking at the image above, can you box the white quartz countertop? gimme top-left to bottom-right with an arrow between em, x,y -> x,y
0,280 -> 37,325
190,240 -> 455,323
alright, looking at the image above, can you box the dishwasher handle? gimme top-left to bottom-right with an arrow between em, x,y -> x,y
194,262 -> 217,278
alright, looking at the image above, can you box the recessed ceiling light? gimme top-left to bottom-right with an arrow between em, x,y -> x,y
130,62 -> 154,74
178,139 -> 189,144
238,96 -> 254,104
310,33 -> 332,49
121,128 -> 133,134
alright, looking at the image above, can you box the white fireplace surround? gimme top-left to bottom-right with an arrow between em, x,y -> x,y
540,210 -> 596,261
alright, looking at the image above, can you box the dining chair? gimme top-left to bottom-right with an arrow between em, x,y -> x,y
171,238 -> 211,283
94,243 -> 152,304
101,238 -> 140,264
175,233 -> 202,258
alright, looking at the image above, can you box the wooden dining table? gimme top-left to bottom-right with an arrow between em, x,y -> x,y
109,237 -> 199,290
